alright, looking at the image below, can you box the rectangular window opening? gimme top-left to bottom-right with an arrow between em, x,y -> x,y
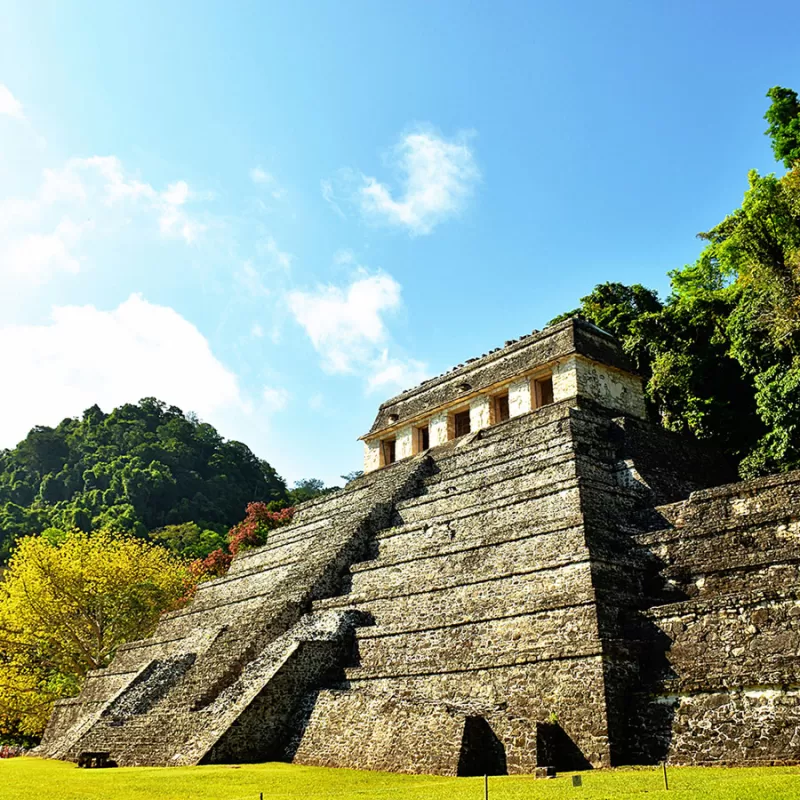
381,438 -> 396,466
533,375 -> 554,409
453,410 -> 471,438
493,392 -> 510,424
414,425 -> 430,453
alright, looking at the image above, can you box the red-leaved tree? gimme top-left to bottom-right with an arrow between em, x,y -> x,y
191,502 -> 295,579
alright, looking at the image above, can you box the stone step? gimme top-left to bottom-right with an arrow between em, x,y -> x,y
409,439 -> 576,505
347,601 -> 600,676
418,418 -> 569,487
395,459 -> 578,526
315,565 -> 595,636
328,525 -> 587,604
345,638 -> 606,681
374,480 -> 581,564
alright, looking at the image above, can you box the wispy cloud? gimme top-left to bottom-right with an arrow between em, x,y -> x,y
4,218 -> 93,282
288,272 -> 401,373
288,269 -> 428,392
236,260 -> 271,297
324,127 -> 480,235
321,177 -> 346,218
333,248 -> 355,265
250,166 -> 286,200
0,84 -> 25,120
1,155 -> 209,286
258,234 -> 293,272
54,156 -> 206,244
262,386 -> 289,413
368,349 -> 428,394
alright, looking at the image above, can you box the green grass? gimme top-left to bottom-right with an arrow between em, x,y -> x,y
1,758 -> 799,800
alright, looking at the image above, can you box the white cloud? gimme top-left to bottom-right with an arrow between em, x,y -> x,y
309,393 -> 324,411
288,271 -> 428,393
0,84 -> 24,119
262,386 -> 289,413
288,273 -> 402,373
368,350 -> 428,393
258,235 -> 293,272
321,178 -> 346,218
251,322 -> 264,338
333,248 -> 355,265
1,156 -> 208,286
360,129 -> 479,234
236,260 -> 270,297
250,166 -> 286,200
162,180 -> 190,206
0,294 -> 249,449
4,217 -> 92,282
326,128 -> 479,235
58,156 -> 205,244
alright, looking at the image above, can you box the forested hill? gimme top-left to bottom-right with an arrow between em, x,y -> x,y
0,398 -> 287,560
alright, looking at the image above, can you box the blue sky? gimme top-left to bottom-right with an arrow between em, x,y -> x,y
1,0 -> 798,486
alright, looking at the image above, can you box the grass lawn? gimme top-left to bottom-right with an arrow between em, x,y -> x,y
1,758 -> 799,800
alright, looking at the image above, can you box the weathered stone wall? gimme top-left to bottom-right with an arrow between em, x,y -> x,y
552,356 -> 646,420
623,471 -> 800,765
469,394 -> 491,432
39,457 -> 435,766
430,410 -> 450,447
298,401 -> 689,773
508,376 -> 532,417
362,320 -> 648,473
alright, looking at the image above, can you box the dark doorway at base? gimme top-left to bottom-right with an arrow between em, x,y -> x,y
457,716 -> 508,777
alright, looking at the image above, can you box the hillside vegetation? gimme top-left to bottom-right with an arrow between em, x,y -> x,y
0,398 -> 287,560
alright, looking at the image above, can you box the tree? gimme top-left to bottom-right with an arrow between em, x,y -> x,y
0,529 -> 195,737
765,86 -> 800,168
0,398 -> 289,560
151,522 -> 228,560
287,478 -> 336,504
192,502 -> 295,579
549,161 -> 800,477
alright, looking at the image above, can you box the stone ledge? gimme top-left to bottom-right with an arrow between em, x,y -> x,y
316,557 -> 591,610
352,522 -> 586,575
346,645 -> 606,681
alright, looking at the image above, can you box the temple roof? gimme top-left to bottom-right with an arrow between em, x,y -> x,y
363,317 -> 633,439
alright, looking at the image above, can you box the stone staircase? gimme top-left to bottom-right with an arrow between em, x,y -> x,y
294,403 -> 612,773
40,455 -> 432,766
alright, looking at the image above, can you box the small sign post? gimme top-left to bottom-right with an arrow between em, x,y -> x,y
484,773 -> 488,800
662,760 -> 669,790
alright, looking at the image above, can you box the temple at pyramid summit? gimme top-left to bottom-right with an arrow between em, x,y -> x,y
40,317 -> 800,773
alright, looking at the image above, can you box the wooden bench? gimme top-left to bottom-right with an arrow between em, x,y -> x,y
77,751 -> 115,768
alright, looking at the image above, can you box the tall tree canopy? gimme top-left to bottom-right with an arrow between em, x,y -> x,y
0,529 -> 194,737
552,88 -> 800,477
0,398 -> 288,560
765,86 -> 800,168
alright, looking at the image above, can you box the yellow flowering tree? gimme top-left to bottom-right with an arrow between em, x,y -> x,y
0,529 -> 195,738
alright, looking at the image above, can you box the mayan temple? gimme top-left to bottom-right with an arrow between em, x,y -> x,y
39,317 -> 800,774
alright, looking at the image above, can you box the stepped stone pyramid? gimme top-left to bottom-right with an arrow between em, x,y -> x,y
41,318 -> 800,773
